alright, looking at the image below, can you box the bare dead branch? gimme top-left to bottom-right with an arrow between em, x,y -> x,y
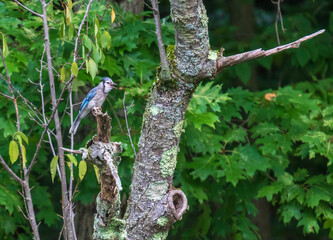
217,29 -> 325,72
60,147 -> 83,155
13,0 -> 43,18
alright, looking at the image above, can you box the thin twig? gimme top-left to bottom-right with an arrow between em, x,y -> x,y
123,92 -> 137,158
0,155 -> 23,184
150,0 -> 171,81
106,98 -> 124,134
0,92 -> 12,99
272,0 -> 286,45
217,29 -> 325,72
13,0 -> 43,18
60,147 -> 83,155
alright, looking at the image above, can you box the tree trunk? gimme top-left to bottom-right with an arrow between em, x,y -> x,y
117,0 -> 144,14
124,0 -> 214,239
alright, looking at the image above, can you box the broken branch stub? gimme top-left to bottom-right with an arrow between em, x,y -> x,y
92,107 -> 112,143
82,108 -> 125,239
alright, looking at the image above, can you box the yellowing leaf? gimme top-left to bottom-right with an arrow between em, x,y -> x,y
21,145 -> 27,168
50,156 -> 59,183
1,33 -> 9,58
111,8 -> 116,23
94,16 -> 100,37
66,162 -> 74,180
16,132 -> 28,145
66,154 -> 77,167
65,6 -> 73,26
9,141 -> 19,164
71,62 -> 78,77
93,165 -> 100,184
60,66 -> 65,82
67,0 -> 73,10
79,160 -> 87,180
87,58 -> 97,80
100,31 -> 111,50
15,134 -> 23,148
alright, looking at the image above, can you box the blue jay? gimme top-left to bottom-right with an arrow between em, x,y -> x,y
69,77 -> 116,135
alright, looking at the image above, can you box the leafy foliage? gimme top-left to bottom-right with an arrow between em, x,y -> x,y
0,0 -> 332,239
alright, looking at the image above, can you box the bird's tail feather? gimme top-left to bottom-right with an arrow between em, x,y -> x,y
69,115 -> 82,135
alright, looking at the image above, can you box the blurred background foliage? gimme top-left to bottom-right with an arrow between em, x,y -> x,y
0,0 -> 332,239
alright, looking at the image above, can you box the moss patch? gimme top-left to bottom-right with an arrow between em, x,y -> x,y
94,217 -> 126,240
157,217 -> 169,227
146,180 -> 168,201
173,120 -> 184,138
150,105 -> 163,116
150,231 -> 168,240
208,50 -> 218,61
160,146 -> 178,178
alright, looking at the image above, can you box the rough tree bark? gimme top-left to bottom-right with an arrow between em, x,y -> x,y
90,1 -> 324,239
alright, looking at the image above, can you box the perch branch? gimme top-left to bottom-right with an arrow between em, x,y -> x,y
217,29 -> 325,72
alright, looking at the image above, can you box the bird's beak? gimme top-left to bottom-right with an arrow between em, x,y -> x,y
111,82 -> 117,89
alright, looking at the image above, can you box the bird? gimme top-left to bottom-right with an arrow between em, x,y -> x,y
69,77 -> 117,135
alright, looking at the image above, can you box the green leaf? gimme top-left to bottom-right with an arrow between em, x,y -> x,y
1,33 -> 9,58
87,58 -> 98,80
71,62 -> 78,77
50,156 -> 58,183
100,31 -> 112,50
16,132 -> 28,145
68,23 -> 74,41
280,204 -> 302,223
21,145 -> 27,168
9,141 -> 19,164
297,212 -> 319,234
59,23 -> 65,39
93,165 -> 100,184
186,111 -> 219,131
296,48 -> 311,67
79,160 -> 87,180
190,82 -> 230,113
60,66 -> 65,82
83,35 -> 92,51
235,63 -> 251,84
258,182 -> 284,201
92,45 -> 100,64
306,186 -> 331,208
65,154 -> 77,167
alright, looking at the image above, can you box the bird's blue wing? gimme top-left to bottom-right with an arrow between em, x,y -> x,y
79,87 -> 98,111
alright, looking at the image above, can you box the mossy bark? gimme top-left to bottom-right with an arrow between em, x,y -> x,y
124,1 -> 213,239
